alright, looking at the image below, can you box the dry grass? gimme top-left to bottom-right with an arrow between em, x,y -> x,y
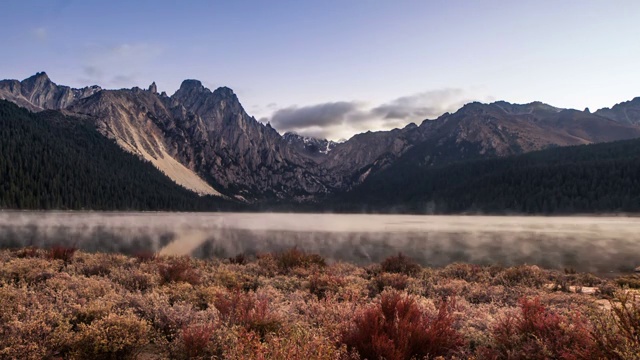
0,247 -> 638,359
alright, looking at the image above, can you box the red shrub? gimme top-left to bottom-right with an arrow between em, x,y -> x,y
482,297 -> 599,360
158,257 -> 201,285
180,323 -> 218,359
380,253 -> 421,277
48,244 -> 77,264
341,292 -> 463,360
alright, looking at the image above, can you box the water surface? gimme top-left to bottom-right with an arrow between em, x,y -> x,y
1,211 -> 639,273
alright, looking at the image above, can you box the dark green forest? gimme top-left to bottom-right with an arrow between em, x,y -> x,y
333,137 -> 640,214
0,100 -> 235,211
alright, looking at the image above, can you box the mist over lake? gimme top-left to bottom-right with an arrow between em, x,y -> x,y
1,211 -> 639,274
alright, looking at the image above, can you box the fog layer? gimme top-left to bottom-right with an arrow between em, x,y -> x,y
1,212 -> 638,274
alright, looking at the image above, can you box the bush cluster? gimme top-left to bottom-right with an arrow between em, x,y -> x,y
0,247 -> 638,359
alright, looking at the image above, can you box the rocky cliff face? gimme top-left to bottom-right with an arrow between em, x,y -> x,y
283,132 -> 337,161
0,72 -> 101,112
3,72 -> 640,202
595,97 -> 640,125
323,100 -> 640,188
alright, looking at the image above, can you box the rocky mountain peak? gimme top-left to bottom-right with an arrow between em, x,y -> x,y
148,82 -> 157,94
212,86 -> 236,100
178,79 -> 206,93
21,71 -> 54,92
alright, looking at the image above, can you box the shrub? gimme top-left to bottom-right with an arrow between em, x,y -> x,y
482,297 -> 599,360
380,253 -> 421,277
591,292 -> 640,359
492,265 -> 545,288
616,275 -> 640,289
173,323 -> 221,359
229,253 -> 248,265
442,263 -> 489,283
275,247 -> 326,273
133,250 -> 156,263
71,313 -> 150,359
48,244 -> 77,264
368,273 -> 409,297
226,327 -> 345,360
309,273 -> 345,300
16,246 -> 40,259
213,289 -> 281,338
341,291 -> 463,360
158,257 -> 201,285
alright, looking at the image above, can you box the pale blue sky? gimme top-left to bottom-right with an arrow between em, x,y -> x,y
2,0 -> 639,139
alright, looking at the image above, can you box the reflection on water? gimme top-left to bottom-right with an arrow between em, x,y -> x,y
1,211 -> 639,273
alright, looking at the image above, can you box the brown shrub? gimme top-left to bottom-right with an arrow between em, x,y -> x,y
481,297 -> 600,360
368,273 -> 409,297
229,253 -> 248,265
16,246 -> 41,259
380,253 -> 421,277
616,274 -> 640,289
226,327 -> 345,360
133,250 -> 156,263
492,265 -> 546,288
275,247 -> 326,273
591,292 -> 640,359
158,257 -> 201,285
341,291 -> 464,360
309,273 -> 345,300
442,263 -> 490,283
71,313 -> 150,359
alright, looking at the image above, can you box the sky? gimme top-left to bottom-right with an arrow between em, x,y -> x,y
2,0 -> 640,140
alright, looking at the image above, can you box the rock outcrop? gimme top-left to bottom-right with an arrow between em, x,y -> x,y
0,72 -> 101,112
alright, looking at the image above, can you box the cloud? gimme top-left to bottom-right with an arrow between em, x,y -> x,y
371,89 -> 470,120
271,102 -> 361,129
78,43 -> 164,88
31,27 -> 48,41
266,88 -> 492,140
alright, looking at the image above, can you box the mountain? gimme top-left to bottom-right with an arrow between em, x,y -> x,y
332,137 -> 640,214
3,72 -> 640,206
595,97 -> 640,125
0,100 -> 233,211
283,132 -> 338,160
321,100 -> 640,190
0,72 -> 101,112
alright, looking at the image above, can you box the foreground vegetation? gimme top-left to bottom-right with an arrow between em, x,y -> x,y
1,247 -> 639,359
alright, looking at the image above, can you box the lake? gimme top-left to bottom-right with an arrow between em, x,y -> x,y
1,211 -> 639,274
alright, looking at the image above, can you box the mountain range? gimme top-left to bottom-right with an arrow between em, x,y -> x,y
2,72 -> 640,211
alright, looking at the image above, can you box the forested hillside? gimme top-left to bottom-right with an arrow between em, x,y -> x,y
335,138 -> 640,214
0,101 -> 233,211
